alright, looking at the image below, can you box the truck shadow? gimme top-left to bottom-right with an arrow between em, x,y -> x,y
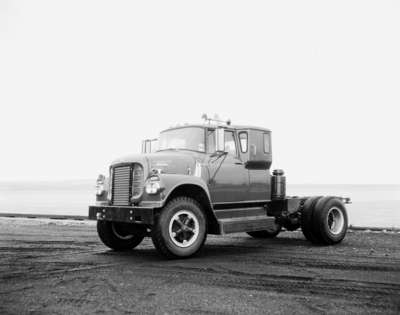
200,236 -> 309,258
96,234 -> 311,262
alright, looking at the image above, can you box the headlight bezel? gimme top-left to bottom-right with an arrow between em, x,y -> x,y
107,168 -> 113,202
95,174 -> 106,196
145,181 -> 161,195
131,163 -> 145,201
145,175 -> 163,195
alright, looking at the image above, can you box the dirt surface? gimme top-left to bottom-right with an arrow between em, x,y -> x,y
1,218 -> 399,315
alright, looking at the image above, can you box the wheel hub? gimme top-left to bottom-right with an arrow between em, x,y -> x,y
327,207 -> 345,235
169,210 -> 199,248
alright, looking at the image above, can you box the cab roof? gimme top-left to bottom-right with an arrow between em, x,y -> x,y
162,124 -> 271,133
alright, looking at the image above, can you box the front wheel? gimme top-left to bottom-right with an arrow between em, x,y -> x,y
151,197 -> 207,259
97,221 -> 146,251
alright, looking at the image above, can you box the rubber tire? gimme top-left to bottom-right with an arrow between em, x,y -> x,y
312,196 -> 348,245
247,221 -> 282,238
301,196 -> 323,244
151,197 -> 207,259
97,221 -> 145,251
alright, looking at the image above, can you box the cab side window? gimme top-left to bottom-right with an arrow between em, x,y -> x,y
224,130 -> 237,156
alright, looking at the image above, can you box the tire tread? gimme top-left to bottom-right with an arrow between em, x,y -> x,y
301,196 -> 323,244
97,221 -> 145,251
151,197 -> 207,259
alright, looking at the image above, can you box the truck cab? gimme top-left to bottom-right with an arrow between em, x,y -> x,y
90,119 -> 349,258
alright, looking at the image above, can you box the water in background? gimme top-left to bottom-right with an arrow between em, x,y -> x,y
0,181 -> 399,228
287,184 -> 400,228
0,180 -> 94,217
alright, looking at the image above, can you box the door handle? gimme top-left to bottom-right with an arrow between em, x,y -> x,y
234,161 -> 244,165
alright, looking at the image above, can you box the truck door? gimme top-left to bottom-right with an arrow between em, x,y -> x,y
245,130 -> 272,201
207,129 -> 249,204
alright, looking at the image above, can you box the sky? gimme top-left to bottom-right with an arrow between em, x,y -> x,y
0,0 -> 399,184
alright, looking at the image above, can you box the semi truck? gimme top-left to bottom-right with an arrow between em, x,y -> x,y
89,117 -> 350,258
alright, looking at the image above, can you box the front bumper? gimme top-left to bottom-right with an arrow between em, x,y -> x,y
88,206 -> 154,224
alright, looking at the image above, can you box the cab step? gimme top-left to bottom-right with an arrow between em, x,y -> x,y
218,215 -> 275,234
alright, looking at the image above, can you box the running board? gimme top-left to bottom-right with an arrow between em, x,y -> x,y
219,215 -> 276,234
214,207 -> 267,219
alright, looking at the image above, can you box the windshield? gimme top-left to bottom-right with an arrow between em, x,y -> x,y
158,127 -> 205,152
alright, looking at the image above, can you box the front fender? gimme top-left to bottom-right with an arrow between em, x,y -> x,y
140,174 -> 212,208
162,174 -> 211,205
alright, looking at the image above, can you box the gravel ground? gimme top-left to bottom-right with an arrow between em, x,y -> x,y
1,218 -> 399,315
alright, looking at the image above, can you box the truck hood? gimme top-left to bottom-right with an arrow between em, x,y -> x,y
111,150 -> 203,175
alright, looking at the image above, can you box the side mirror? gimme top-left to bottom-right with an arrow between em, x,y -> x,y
216,128 -> 225,152
141,140 -> 149,153
141,139 -> 158,153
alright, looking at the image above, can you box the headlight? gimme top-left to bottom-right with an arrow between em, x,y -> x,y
96,174 -> 106,196
145,181 -> 161,195
96,183 -> 105,196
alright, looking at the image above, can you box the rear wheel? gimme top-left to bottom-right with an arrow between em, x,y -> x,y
301,196 -> 323,243
97,221 -> 146,250
151,197 -> 207,259
312,197 -> 348,244
247,220 -> 282,238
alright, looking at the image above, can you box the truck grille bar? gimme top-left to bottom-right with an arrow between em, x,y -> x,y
112,166 -> 132,206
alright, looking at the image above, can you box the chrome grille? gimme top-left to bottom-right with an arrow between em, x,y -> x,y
112,166 -> 131,206
111,163 -> 144,206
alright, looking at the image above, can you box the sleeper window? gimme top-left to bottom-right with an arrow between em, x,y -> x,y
263,133 -> 271,153
239,132 -> 248,153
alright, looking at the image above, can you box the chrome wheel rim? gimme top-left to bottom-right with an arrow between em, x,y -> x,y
327,207 -> 345,235
111,223 -> 134,240
168,210 -> 199,248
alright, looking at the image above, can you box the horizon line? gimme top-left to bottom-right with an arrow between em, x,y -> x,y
0,178 -> 399,186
